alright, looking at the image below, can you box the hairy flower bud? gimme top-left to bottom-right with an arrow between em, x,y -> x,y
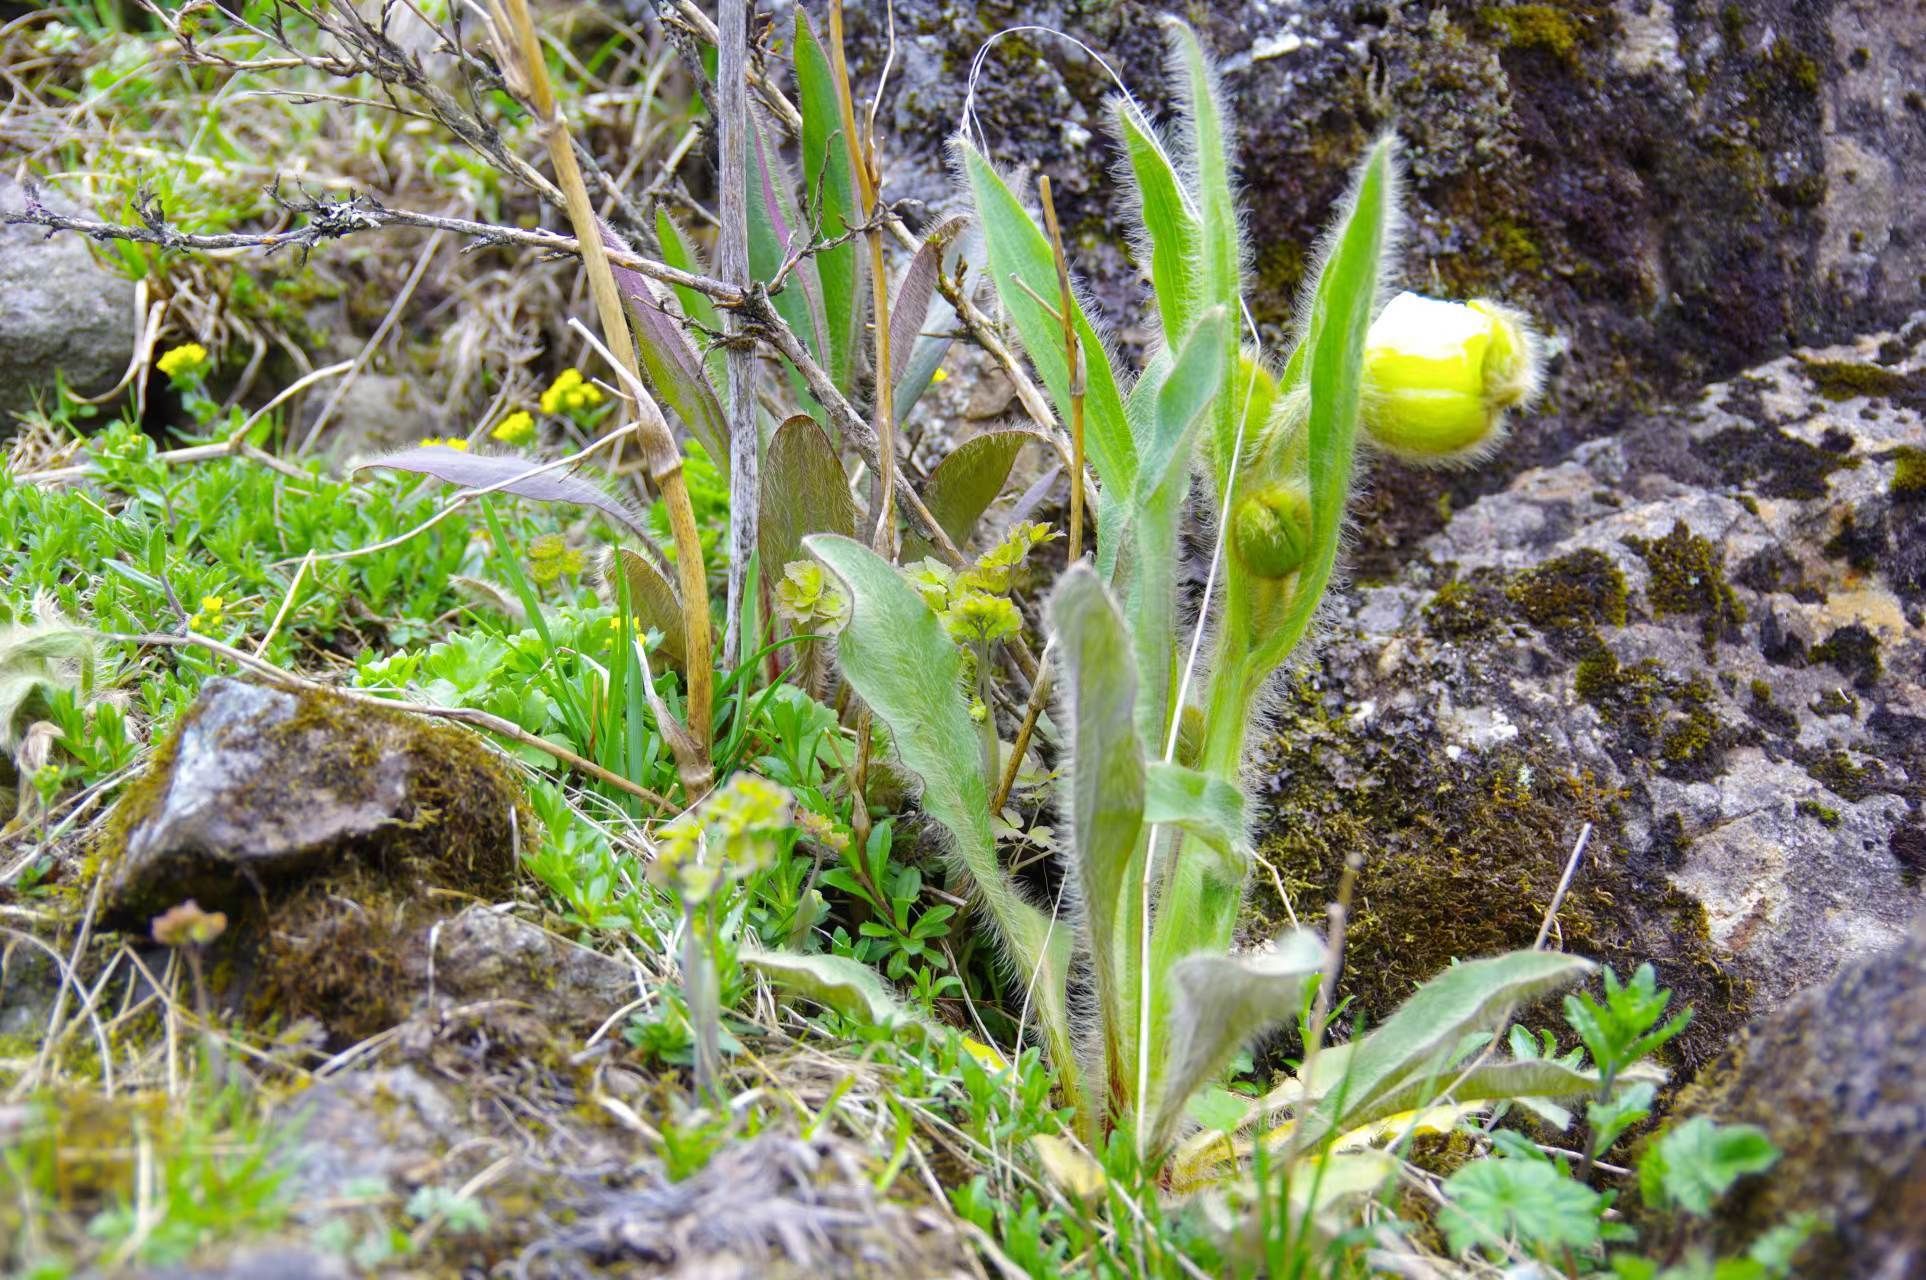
1359,292 -> 1540,465
1232,482 -> 1313,579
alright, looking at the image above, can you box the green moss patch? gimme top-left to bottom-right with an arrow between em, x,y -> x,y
1626,520 -> 1747,651
1507,548 -> 1630,629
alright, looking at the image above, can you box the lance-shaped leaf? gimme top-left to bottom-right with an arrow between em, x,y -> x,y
888,217 -> 957,371
1290,949 -> 1595,1156
654,208 -> 722,334
806,533 -> 1082,1111
960,140 -> 1135,500
759,415 -> 855,575
609,547 -> 687,668
894,218 -> 976,423
746,102 -> 830,377
1049,565 -> 1145,1115
1113,99 -> 1200,352
1166,21 -> 1245,488
602,219 -> 730,470
1144,761 -> 1244,862
741,945 -> 921,1031
901,429 -> 1030,561
1249,137 -> 1394,678
356,447 -> 650,541
1121,306 -> 1229,742
792,9 -> 864,387
1151,929 -> 1325,1151
1338,1057 -> 1615,1139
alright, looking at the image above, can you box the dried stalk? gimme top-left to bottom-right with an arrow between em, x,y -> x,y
716,0 -> 757,668
495,0 -> 713,789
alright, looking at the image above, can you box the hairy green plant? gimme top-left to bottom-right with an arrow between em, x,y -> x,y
814,17 -> 1547,1166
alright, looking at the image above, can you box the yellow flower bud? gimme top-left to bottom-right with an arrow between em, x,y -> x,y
491,410 -> 536,445
1232,482 -> 1313,580
1359,292 -> 1540,465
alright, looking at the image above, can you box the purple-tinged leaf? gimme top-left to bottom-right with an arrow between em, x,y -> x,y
601,219 -> 731,473
356,447 -> 649,541
760,414 -> 855,576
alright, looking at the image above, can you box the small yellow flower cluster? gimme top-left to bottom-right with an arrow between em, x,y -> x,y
491,410 -> 536,446
417,436 -> 470,451
187,595 -> 225,633
648,773 -> 794,906
539,368 -> 604,416
156,343 -> 209,381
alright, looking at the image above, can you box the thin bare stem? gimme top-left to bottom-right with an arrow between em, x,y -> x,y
715,0 -> 757,668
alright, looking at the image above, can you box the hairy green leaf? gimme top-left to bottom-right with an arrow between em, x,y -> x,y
1143,761 -> 1243,862
1292,949 -> 1594,1155
1251,137 -> 1393,676
1639,1116 -> 1779,1216
357,448 -> 651,541
806,534 -> 1082,1112
741,945 -> 920,1030
1113,100 -> 1199,350
960,141 -> 1135,501
746,103 -> 830,374
1049,564 -> 1145,1125
901,429 -> 1030,561
609,548 -> 687,668
603,220 -> 730,470
1152,929 -> 1324,1151
760,415 -> 855,575
654,208 -> 722,333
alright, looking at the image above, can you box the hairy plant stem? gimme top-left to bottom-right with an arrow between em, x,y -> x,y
1037,177 -> 1086,564
499,0 -> 712,786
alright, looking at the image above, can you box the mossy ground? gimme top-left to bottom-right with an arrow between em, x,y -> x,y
1246,681 -> 1749,1083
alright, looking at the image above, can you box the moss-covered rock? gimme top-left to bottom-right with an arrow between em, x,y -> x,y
1670,920 -> 1926,1277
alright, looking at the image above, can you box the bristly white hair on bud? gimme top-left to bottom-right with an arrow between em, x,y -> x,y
1358,291 -> 1544,467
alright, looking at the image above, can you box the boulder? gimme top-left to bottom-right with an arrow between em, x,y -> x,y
1243,320 -> 1926,1073
101,677 -> 522,926
833,0 -> 1926,453
1672,917 -> 1926,1278
0,178 -> 137,418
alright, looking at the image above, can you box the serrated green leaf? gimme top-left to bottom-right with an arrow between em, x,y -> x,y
1049,564 -> 1145,1126
961,142 -> 1135,504
792,9 -> 864,387
1441,1155 -> 1608,1259
1292,949 -> 1595,1155
1152,929 -> 1324,1152
1640,1116 -> 1778,1216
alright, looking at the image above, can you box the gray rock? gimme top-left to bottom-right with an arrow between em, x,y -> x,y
833,0 -> 1926,422
1245,320 -> 1926,1068
0,178 -> 137,418
301,372 -> 446,464
101,677 -> 521,927
1675,917 -> 1926,1279
414,904 -> 643,1032
133,1245 -> 350,1280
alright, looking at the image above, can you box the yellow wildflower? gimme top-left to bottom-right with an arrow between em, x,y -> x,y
539,368 -> 604,416
931,366 -> 950,384
491,410 -> 536,446
156,343 -> 209,381
1359,292 -> 1541,465
417,437 -> 470,451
